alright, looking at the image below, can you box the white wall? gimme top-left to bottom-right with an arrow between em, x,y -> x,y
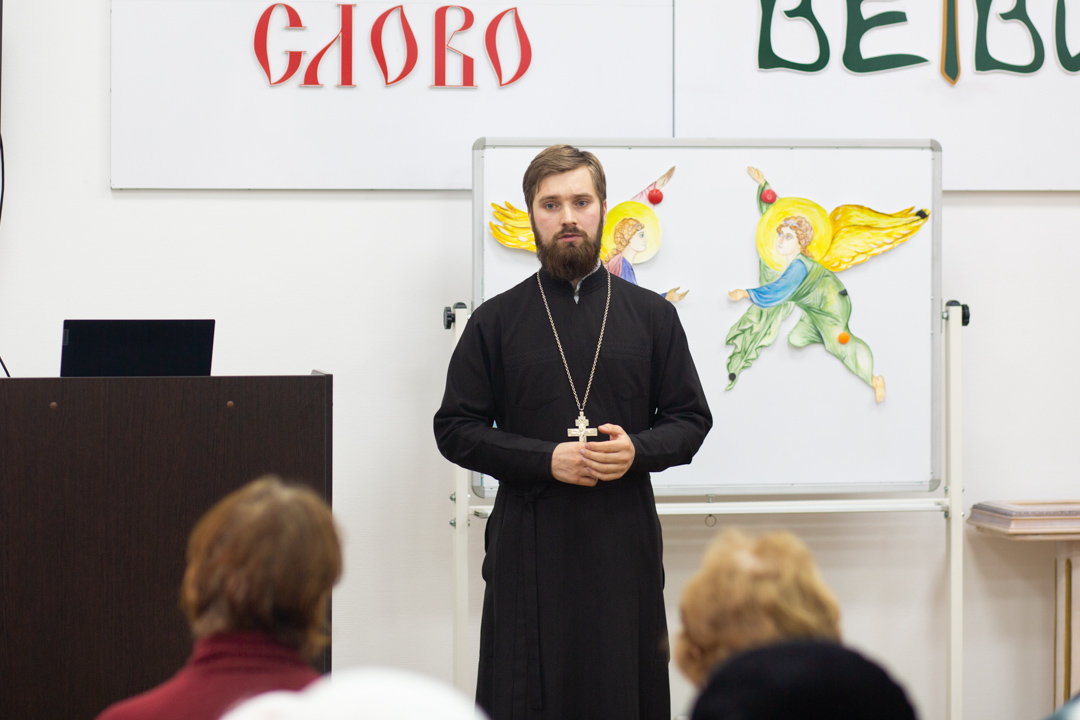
1,3 -> 1075,720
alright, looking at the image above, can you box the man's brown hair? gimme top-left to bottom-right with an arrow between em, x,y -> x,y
674,529 -> 841,687
522,144 -> 607,211
180,476 -> 342,659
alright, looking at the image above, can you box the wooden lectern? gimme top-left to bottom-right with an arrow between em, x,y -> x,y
0,374 -> 332,720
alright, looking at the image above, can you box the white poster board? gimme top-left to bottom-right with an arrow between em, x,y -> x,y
674,0 -> 1080,191
113,1 -> 1080,190
473,139 -> 942,496
110,0 -> 673,189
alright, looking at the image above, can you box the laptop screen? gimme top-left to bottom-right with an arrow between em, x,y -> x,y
60,320 -> 215,377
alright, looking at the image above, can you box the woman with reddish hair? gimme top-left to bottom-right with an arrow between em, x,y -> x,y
96,476 -> 342,720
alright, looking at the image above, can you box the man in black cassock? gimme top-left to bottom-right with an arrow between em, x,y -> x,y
434,145 -> 712,720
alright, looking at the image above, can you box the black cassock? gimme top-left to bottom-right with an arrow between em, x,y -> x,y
434,267 -> 712,720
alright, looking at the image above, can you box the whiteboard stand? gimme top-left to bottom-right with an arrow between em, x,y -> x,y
445,301 -> 966,719
944,300 -> 966,720
448,303 -> 472,693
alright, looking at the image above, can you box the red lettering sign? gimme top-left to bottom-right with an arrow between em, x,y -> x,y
302,4 -> 355,87
485,8 -> 531,87
255,4 -> 532,88
371,6 -> 419,85
254,4 -> 305,85
434,6 -> 476,88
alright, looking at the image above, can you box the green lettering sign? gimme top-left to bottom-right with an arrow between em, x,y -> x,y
759,0 -> 829,72
975,0 -> 1045,73
1057,0 -> 1080,72
843,0 -> 928,73
941,0 -> 961,83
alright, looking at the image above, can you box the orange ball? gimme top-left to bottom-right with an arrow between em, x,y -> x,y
838,331 -> 850,344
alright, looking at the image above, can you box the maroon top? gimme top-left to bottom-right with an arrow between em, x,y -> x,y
95,632 -> 320,720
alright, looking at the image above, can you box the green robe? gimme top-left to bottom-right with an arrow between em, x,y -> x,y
727,254 -> 874,387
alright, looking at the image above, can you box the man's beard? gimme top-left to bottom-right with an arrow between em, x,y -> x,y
532,217 -> 604,283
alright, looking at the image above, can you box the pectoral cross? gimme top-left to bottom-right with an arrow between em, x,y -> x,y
567,412 -> 597,443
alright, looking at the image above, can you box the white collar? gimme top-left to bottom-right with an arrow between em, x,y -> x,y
573,260 -> 604,303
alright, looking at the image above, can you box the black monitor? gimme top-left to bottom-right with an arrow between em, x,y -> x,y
60,319 -> 215,377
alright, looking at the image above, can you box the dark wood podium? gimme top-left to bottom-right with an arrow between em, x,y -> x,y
0,374 -> 332,719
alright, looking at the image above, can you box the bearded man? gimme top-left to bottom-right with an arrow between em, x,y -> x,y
434,144 -> 712,720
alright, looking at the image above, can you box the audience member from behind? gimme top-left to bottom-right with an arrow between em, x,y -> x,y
690,640 -> 916,720
674,529 -> 841,687
96,476 -> 342,720
219,667 -> 488,720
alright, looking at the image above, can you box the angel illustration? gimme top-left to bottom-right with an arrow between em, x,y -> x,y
726,167 -> 930,403
490,167 -> 687,302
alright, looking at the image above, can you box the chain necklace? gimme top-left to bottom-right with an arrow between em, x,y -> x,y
536,268 -> 611,442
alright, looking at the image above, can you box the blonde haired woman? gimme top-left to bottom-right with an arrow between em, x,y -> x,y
675,529 -> 914,720
675,529 -> 840,687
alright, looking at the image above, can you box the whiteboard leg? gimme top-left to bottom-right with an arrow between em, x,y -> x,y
945,303 -> 965,720
450,305 -> 471,693
452,464 -> 470,692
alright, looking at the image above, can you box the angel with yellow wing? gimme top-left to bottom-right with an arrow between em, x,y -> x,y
490,167 -> 687,301
726,167 -> 929,403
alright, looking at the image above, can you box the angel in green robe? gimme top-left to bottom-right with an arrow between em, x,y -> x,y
726,168 -> 929,403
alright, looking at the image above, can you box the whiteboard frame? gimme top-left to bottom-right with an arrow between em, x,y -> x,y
471,137 -> 943,497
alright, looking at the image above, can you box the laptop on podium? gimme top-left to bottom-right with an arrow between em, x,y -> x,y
60,319 -> 215,377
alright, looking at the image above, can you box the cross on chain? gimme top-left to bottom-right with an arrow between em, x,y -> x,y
567,412 -> 598,443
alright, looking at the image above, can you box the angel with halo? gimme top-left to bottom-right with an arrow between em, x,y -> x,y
726,167 -> 930,403
490,167 -> 687,302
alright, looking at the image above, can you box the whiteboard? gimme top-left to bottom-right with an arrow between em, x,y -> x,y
472,139 -> 942,496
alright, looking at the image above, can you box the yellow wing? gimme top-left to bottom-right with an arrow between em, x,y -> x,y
816,205 -> 930,272
489,201 -> 535,252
